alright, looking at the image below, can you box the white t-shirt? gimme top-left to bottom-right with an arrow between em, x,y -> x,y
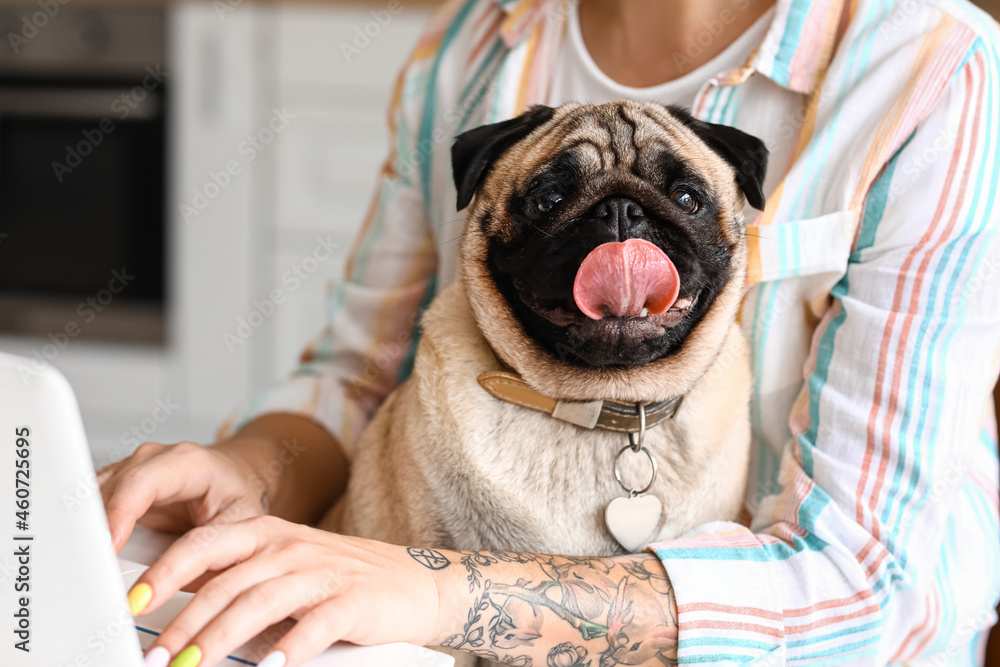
548,5 -> 798,220
549,5 -> 775,107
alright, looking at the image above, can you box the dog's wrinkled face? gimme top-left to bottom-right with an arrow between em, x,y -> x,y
454,102 -> 767,399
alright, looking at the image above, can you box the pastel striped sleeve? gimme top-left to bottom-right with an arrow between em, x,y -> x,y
649,44 -> 1000,664
217,46 -> 441,460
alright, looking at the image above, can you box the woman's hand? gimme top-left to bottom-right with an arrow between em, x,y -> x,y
97,439 -> 268,553
128,515 -> 680,667
130,516 -> 441,667
97,413 -> 350,553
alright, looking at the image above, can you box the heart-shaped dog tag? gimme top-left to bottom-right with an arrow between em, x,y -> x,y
605,494 -> 663,552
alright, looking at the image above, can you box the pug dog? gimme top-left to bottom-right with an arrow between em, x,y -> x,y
321,99 -> 765,574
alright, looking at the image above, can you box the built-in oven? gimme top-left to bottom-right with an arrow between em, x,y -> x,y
0,6 -> 167,344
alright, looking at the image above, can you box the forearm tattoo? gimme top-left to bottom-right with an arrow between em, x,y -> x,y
408,549 -> 679,667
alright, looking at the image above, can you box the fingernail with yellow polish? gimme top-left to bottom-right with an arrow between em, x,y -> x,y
170,645 -> 202,667
127,583 -> 152,616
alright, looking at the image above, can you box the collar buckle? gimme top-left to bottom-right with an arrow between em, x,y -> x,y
477,371 -> 683,434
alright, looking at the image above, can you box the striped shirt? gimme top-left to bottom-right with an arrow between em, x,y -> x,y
222,0 -> 1000,662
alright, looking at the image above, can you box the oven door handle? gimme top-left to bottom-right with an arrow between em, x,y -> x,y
0,88 -> 161,120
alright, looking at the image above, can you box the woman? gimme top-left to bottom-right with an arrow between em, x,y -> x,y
98,0 -> 1000,665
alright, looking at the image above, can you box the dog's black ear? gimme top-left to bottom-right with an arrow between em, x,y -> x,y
666,105 -> 769,211
452,105 -> 555,211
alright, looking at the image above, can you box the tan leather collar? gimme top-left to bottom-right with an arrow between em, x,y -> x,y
477,370 -> 683,433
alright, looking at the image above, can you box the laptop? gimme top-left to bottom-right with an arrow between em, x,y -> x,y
0,352 -> 452,667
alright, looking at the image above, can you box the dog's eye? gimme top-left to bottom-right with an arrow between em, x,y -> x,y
535,191 -> 564,214
670,189 -> 699,213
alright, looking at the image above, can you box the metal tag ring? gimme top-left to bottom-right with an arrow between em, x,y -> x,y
628,402 -> 647,452
613,444 -> 658,495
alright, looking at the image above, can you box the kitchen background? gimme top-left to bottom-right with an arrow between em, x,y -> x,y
0,0 -> 998,470
0,0 -> 437,463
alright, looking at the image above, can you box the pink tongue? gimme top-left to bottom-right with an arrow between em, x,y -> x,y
573,239 -> 680,319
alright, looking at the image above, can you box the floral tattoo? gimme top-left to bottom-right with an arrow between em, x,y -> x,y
437,551 -> 678,667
